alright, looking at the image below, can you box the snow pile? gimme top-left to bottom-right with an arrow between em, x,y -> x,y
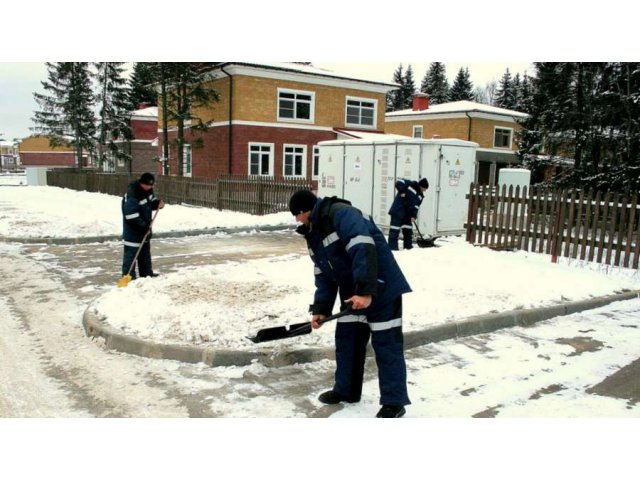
0,185 -> 295,238
90,237 -> 640,350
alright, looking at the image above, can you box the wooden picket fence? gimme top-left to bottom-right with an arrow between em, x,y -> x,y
46,170 -> 311,215
465,183 -> 640,269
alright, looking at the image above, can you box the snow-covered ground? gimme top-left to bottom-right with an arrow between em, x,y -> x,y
2,181 -> 639,478
2,182 -> 639,350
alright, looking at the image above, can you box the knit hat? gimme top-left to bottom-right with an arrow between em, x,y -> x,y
289,190 -> 317,215
140,172 -> 155,186
418,178 -> 429,190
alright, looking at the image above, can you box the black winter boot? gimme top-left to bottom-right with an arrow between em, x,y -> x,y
318,390 -> 360,404
376,405 -> 406,418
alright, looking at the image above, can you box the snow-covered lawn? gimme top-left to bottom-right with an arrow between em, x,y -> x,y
2,185 -> 638,350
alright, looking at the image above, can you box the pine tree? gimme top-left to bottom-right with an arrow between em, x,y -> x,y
386,64 -> 406,111
519,62 -> 640,193
95,62 -> 133,171
495,68 -> 517,109
401,65 -> 417,109
160,63 -> 220,176
32,62 -> 96,169
420,62 -> 449,104
128,62 -> 159,110
449,67 -> 475,101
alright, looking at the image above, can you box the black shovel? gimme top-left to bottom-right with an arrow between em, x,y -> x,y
247,305 -> 354,343
413,220 -> 440,248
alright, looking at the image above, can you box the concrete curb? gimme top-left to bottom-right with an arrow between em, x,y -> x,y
83,289 -> 640,368
0,223 -> 295,245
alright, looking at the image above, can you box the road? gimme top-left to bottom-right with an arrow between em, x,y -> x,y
0,231 -> 639,418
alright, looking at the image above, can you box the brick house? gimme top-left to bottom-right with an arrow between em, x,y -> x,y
111,105 -> 159,175
158,62 -> 398,186
18,135 -> 80,168
384,94 -> 528,186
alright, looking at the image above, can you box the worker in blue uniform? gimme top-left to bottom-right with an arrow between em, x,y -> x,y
388,177 -> 429,250
121,172 -> 164,279
289,189 -> 411,418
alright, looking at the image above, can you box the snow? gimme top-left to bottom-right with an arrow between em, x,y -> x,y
386,99 -> 529,118
2,176 -> 639,477
0,184 -> 295,238
2,179 -> 639,352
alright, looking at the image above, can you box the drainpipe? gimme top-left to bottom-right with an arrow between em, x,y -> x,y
220,65 -> 233,174
466,111 -> 479,183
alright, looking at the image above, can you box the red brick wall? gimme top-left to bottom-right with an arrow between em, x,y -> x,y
160,125 -> 336,179
130,119 -> 157,141
20,152 -> 76,167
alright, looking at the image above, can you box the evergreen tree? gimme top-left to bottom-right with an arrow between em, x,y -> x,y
420,62 -> 449,104
401,64 -> 417,108
449,67 -> 475,101
386,64 -> 406,111
128,62 -> 159,110
160,62 -> 220,176
95,62 -> 133,171
519,62 -> 640,193
32,62 -> 96,169
495,68 -> 517,109
514,72 -> 534,113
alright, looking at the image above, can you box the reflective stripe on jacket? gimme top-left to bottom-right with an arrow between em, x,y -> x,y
121,180 -> 160,243
297,196 -> 411,317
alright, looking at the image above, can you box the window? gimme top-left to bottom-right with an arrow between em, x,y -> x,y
249,143 -> 274,176
494,127 -> 513,149
283,144 -> 307,178
346,97 -> 377,128
312,146 -> 320,180
278,89 -> 314,122
413,126 -> 423,138
183,144 -> 192,177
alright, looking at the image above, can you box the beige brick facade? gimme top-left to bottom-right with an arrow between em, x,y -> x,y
385,117 -> 521,151
187,75 -> 387,129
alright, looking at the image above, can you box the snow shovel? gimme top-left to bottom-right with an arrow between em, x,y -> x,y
118,209 -> 159,288
247,305 -> 354,343
413,220 -> 439,248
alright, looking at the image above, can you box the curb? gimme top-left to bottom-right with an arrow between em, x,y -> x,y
0,223 -> 296,245
83,289 -> 640,368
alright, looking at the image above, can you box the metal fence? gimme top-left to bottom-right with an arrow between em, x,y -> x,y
46,170 -> 312,215
465,183 -> 640,269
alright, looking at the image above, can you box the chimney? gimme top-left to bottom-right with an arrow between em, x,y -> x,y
412,93 -> 429,111
138,103 -> 149,110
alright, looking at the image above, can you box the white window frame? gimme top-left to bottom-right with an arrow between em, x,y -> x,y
283,144 -> 307,179
413,125 -> 423,138
183,144 -> 192,177
248,142 -> 274,177
312,146 -> 320,180
494,127 -> 514,149
277,88 -> 315,123
345,96 -> 377,128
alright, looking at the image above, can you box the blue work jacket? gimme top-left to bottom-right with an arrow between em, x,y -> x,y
388,178 -> 424,220
296,196 -> 412,316
121,180 -> 161,245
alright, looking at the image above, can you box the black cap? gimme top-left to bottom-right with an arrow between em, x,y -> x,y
418,178 -> 429,189
140,172 -> 155,186
289,190 -> 317,215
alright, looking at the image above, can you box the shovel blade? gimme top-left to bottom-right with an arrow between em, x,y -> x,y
118,274 -> 133,288
417,236 -> 440,248
247,321 -> 311,343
